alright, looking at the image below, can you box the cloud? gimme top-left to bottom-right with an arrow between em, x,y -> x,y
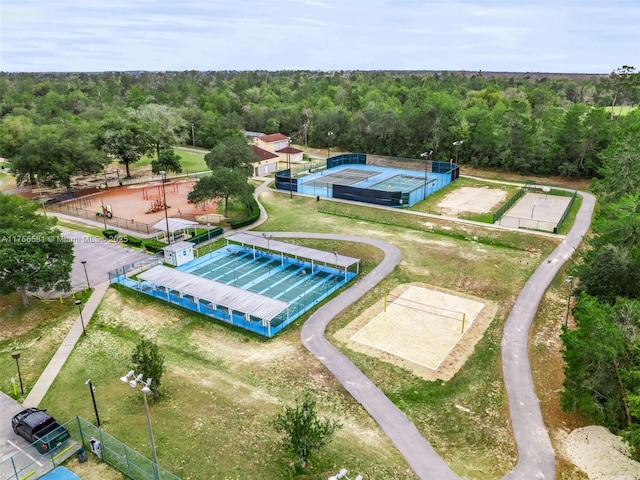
0,0 -> 636,72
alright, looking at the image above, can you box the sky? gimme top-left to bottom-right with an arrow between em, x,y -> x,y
0,0 -> 638,74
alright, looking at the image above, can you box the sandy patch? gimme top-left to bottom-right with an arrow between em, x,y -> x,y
437,186 -> 507,215
557,426 -> 640,479
335,283 -> 497,381
57,179 -> 219,225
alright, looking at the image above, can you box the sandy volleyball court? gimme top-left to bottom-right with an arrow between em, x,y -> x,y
335,283 -> 497,381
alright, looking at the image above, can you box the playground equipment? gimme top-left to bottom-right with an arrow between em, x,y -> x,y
146,198 -> 170,214
96,204 -> 113,218
142,181 -> 181,200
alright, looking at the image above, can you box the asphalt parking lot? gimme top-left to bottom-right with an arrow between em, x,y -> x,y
64,229 -> 156,290
0,393 -> 78,479
0,392 -> 28,463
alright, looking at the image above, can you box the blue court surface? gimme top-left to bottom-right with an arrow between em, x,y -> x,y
275,153 -> 458,207
112,234 -> 360,337
41,467 -> 81,480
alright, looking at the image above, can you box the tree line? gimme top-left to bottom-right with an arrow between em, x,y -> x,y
2,67 -> 640,457
1,68 -> 639,186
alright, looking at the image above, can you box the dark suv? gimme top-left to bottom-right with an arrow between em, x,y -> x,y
11,408 -> 71,454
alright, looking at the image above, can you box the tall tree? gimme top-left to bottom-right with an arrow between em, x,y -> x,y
609,66 -> 637,119
0,114 -> 34,159
561,295 -> 629,431
204,135 -> 255,176
10,122 -> 109,188
0,195 -> 74,306
97,113 -> 152,178
130,338 -> 165,396
593,130 -> 640,201
134,104 -> 188,160
271,392 -> 342,469
187,168 -> 253,217
151,149 -> 182,175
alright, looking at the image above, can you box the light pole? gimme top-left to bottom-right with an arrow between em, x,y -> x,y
327,131 -> 335,159
262,233 -> 272,254
301,270 -> 308,308
565,276 -> 574,327
120,371 -> 159,480
287,151 -> 293,199
100,197 -> 108,230
420,150 -> 433,199
191,123 -> 195,147
75,300 -> 86,336
328,468 -> 362,480
227,248 -> 237,286
262,233 -> 273,272
453,140 -> 464,164
81,260 -> 91,289
207,223 -> 211,243
86,379 -> 101,427
159,171 -> 171,244
11,352 -> 24,395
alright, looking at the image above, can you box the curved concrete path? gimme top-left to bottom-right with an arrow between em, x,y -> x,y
23,175 -> 594,479
253,178 -> 596,479
501,191 -> 595,480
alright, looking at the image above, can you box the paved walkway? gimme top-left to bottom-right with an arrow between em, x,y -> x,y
21,174 -> 595,479
252,178 -> 596,479
23,281 -> 110,408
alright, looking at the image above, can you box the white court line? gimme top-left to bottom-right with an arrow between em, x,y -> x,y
6,440 -> 44,467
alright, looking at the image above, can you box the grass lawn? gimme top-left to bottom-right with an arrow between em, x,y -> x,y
604,105 -> 637,116
0,289 -> 92,403
124,148 -> 208,176
1,177 -> 591,479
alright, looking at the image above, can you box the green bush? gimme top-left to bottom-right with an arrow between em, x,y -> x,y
103,229 -> 118,239
228,199 -> 260,229
143,239 -> 166,253
125,236 -> 143,247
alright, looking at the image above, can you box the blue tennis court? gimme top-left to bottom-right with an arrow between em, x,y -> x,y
276,153 -> 459,207
113,234 -> 360,337
41,467 -> 81,480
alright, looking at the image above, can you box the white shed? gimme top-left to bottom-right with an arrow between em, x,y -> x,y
162,241 -> 194,267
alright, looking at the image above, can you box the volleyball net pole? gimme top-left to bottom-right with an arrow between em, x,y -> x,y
384,293 -> 468,334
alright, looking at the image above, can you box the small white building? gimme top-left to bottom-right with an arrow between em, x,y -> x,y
162,241 -> 194,267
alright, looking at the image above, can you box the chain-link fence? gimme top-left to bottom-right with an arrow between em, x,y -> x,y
71,416 -> 180,480
0,416 -> 180,480
48,202 -> 159,235
0,421 -> 77,480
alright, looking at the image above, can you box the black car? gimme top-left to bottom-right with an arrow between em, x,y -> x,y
11,408 -> 71,454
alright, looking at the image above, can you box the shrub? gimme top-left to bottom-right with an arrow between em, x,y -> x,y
143,239 -> 166,253
228,198 -> 260,229
103,229 -> 118,239
125,236 -> 143,247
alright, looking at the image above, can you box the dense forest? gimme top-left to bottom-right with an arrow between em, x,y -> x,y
0,68 -> 639,183
2,68 -> 640,455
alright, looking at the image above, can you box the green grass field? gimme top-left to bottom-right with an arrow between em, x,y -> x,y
132,148 -> 208,174
1,178 -> 590,479
604,105 -> 637,116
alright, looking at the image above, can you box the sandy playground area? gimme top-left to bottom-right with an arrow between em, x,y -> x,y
335,283 -> 497,381
63,179 -> 222,226
436,186 -> 507,216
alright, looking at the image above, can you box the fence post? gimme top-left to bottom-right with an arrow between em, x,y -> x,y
98,427 -> 106,464
77,416 -> 86,449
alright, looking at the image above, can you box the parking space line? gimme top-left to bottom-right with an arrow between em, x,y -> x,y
6,440 -> 44,467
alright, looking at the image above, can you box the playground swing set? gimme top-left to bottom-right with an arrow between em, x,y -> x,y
96,204 -> 113,218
